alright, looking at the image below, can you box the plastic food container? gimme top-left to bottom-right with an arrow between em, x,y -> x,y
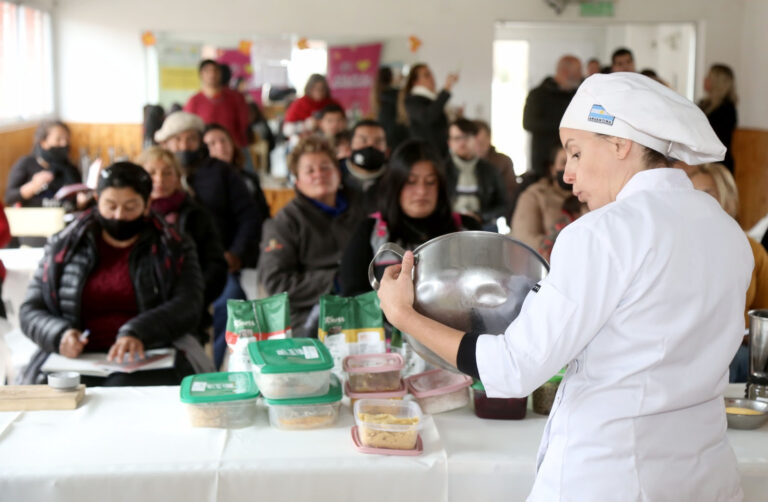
406,369 -> 472,414
180,372 -> 260,428
343,353 -> 404,393
263,374 -> 342,430
344,379 -> 407,409
471,380 -> 527,420
249,338 -> 334,399
532,370 -> 565,415
354,398 -> 423,450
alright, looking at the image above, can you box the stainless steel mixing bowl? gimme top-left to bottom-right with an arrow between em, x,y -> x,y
369,231 -> 549,370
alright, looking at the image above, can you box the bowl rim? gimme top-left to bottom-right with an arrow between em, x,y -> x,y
724,397 -> 768,414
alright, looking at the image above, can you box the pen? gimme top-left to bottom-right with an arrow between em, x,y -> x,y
79,329 -> 90,343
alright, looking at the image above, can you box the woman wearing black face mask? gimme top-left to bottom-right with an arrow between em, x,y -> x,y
511,145 -> 587,262
18,162 -> 212,386
5,120 -> 82,208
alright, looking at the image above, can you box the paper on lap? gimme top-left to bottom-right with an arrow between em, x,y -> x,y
41,349 -> 176,377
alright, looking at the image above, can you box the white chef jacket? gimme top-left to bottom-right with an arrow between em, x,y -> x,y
476,168 -> 753,501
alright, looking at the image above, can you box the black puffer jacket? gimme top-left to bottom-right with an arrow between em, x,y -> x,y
405,90 -> 451,158
20,209 -> 204,354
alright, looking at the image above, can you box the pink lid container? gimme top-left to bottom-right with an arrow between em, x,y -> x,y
406,369 -> 472,398
351,426 -> 423,456
345,379 -> 407,400
342,353 -> 404,373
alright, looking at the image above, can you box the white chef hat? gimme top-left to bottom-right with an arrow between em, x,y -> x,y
559,72 -> 725,165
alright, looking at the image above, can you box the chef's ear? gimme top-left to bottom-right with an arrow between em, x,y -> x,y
603,135 -> 633,160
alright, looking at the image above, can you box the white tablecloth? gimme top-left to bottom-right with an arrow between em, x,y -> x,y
0,384 -> 766,501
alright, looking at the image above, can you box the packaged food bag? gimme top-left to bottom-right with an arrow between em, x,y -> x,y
318,291 -> 386,373
390,327 -> 427,377
226,293 -> 291,372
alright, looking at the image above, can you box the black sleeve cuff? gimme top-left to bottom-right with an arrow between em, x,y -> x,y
456,332 -> 481,380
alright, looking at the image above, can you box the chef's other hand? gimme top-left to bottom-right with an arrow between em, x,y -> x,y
108,335 -> 145,363
59,329 -> 87,359
378,250 -> 416,326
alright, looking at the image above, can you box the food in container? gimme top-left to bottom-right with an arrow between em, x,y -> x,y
724,397 -> 768,430
263,374 -> 342,430
343,353 -> 404,393
354,398 -> 423,450
180,372 -> 259,428
472,380 -> 527,420
532,369 -> 565,415
248,338 -> 334,399
344,379 -> 407,409
405,369 -> 472,414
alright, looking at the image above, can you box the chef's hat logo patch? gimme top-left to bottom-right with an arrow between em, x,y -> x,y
588,104 -> 615,126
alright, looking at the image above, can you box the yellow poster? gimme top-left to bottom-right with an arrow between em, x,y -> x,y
159,66 -> 199,91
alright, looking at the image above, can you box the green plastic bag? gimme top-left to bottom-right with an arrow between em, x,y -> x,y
318,291 -> 385,373
226,293 -> 291,371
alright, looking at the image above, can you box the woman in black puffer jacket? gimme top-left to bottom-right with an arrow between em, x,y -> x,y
19,162 -> 210,386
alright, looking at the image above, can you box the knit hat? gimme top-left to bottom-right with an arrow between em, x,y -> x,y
154,111 -> 205,143
559,72 -> 725,165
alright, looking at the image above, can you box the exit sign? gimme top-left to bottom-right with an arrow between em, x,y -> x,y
581,1 -> 614,17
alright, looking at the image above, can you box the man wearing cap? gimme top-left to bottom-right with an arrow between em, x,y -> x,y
155,111 -> 264,369
377,73 -> 750,500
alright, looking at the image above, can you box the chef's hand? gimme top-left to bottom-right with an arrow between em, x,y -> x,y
107,335 -> 145,363
378,251 -> 416,327
59,329 -> 87,358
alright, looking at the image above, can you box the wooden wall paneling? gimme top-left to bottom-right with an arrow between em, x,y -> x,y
0,125 -> 37,202
733,129 -> 768,230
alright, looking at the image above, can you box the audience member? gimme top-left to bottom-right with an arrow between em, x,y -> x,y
445,118 -> 509,230
339,139 -> 480,296
246,102 -> 276,162
19,162 -> 209,386
257,136 -> 363,337
284,74 -> 343,138
333,130 -> 352,160
316,104 -> 347,141
137,146 -> 227,342
611,48 -> 636,73
203,123 -> 270,219
699,64 -> 738,172
371,66 -> 409,150
184,59 -> 250,148
586,58 -> 601,77
341,119 -> 389,213
688,163 -> 764,382
523,55 -> 582,177
511,145 -> 586,262
474,120 -> 518,217
402,63 -> 458,158
6,120 -> 81,208
155,111 -> 263,368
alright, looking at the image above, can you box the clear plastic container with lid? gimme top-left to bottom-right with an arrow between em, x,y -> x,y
263,374 -> 343,430
180,372 -> 260,428
344,378 -> 407,409
471,380 -> 527,420
343,353 -> 404,393
406,368 -> 472,414
248,338 -> 334,399
354,398 -> 423,450
532,369 -> 565,415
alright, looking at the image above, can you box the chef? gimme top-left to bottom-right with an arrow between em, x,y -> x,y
377,72 -> 752,501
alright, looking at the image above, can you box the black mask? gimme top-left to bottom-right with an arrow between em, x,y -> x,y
556,170 -> 572,191
36,144 -> 70,165
97,213 -> 147,241
175,149 -> 204,168
349,146 -> 387,172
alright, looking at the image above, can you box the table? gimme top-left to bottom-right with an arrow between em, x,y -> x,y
0,384 -> 766,501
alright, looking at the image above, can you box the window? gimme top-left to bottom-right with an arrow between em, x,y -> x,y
0,2 -> 54,124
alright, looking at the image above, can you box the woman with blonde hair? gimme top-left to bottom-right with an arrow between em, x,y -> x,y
137,146 -> 227,344
689,162 -> 766,382
698,64 -> 738,172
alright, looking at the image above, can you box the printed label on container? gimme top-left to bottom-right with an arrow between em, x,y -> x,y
191,382 -> 207,392
302,346 -> 319,359
276,347 -> 319,359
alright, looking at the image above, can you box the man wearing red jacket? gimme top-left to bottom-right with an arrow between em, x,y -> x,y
184,60 -> 250,148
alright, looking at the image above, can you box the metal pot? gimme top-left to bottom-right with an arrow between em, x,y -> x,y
369,231 -> 549,370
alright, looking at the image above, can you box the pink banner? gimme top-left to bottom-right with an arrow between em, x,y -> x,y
327,43 -> 382,117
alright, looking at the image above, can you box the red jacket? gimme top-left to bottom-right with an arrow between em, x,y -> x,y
0,202 -> 10,281
284,96 -> 343,123
184,88 -> 250,147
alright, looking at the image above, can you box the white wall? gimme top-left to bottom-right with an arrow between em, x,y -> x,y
738,0 -> 768,129
54,0 -> 752,125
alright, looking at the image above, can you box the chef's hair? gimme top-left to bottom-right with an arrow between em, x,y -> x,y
689,163 -> 739,219
594,133 -> 671,169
